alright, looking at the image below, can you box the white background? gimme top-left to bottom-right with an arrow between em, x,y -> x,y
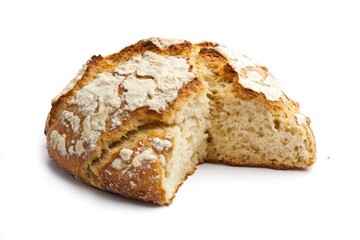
1,0 -> 359,239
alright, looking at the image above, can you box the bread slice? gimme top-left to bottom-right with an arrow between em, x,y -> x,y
45,37 -> 316,204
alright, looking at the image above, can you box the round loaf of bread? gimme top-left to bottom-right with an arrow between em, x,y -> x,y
45,38 -> 316,204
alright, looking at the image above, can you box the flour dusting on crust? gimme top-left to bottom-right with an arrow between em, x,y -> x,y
146,37 -> 186,49
215,45 -> 284,101
50,130 -> 67,156
57,51 -> 194,157
60,110 -> 80,134
132,149 -> 157,167
119,148 -> 133,161
150,137 -> 172,152
112,51 -> 195,127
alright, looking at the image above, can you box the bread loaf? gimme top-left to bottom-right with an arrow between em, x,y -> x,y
45,37 -> 316,204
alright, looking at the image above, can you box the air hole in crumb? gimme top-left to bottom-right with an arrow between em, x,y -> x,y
283,138 -> 289,144
273,119 -> 280,130
109,141 -> 121,149
207,94 -> 215,100
92,158 -> 99,164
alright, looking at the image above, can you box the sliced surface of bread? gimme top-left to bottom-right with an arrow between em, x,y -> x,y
45,38 -> 316,204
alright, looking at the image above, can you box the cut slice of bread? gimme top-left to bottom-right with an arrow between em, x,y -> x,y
45,37 -> 316,204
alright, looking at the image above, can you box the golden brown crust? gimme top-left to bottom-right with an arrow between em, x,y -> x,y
101,158 -> 166,204
98,128 -> 175,204
45,38 -> 316,205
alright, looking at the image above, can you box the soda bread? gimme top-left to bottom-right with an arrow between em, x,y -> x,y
45,38 -> 316,205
